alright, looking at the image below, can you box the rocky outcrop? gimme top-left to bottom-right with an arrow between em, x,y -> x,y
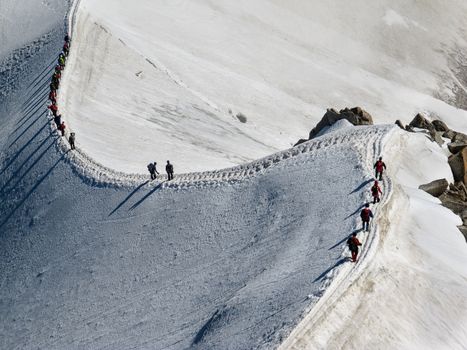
418,179 -> 449,197
443,129 -> 456,140
448,148 -> 467,184
452,132 -> 467,144
409,113 -> 434,131
448,142 -> 467,154
395,120 -> 405,130
432,120 -> 449,132
307,107 -> 373,140
429,130 -> 445,146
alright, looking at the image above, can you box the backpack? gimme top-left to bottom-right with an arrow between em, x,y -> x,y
347,237 -> 357,252
371,185 -> 379,196
361,208 -> 371,221
147,163 -> 154,172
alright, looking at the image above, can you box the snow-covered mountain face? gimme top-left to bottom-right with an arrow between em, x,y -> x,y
60,0 -> 467,173
0,0 -> 68,60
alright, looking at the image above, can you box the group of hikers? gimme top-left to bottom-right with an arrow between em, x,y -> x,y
347,156 -> 387,262
49,33 -> 178,181
147,160 -> 175,181
48,34 -> 75,150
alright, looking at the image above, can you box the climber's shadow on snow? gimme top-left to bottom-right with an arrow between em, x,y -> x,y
313,258 -> 348,283
0,153 -> 65,231
129,182 -> 165,210
348,178 -> 373,194
328,230 -> 359,251
0,121 -> 50,177
109,180 -> 150,216
1,133 -> 57,195
109,180 -> 166,214
344,204 -> 366,220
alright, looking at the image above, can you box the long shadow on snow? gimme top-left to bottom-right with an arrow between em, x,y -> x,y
328,229 -> 360,251
313,258 -> 348,283
23,56 -> 57,95
20,78 -> 50,114
109,180 -> 150,216
1,136 -> 59,197
344,204 -> 366,220
15,94 -> 49,133
0,134 -> 56,194
0,153 -> 65,231
20,84 -> 49,118
129,182 -> 165,210
9,109 -> 47,148
0,121 -> 49,176
348,178 -> 373,194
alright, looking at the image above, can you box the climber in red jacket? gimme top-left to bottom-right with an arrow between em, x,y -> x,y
48,102 -> 58,116
360,203 -> 374,232
371,180 -> 383,204
374,157 -> 387,180
347,232 -> 362,262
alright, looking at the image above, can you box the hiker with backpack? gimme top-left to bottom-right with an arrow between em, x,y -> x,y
347,232 -> 362,262
166,160 -> 174,181
69,132 -> 76,150
53,114 -> 62,127
147,162 -> 159,180
360,203 -> 373,232
58,121 -> 66,136
371,180 -> 383,204
374,157 -> 386,181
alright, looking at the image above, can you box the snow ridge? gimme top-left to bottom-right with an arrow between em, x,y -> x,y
280,128 -> 396,349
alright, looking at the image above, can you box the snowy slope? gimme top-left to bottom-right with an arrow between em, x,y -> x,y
3,1 -> 467,349
0,37 -> 395,346
280,132 -> 467,349
0,5 -> 398,348
59,0 -> 467,173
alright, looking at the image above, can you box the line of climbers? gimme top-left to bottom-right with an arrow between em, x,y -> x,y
48,34 -> 75,150
147,161 -> 175,182
347,156 -> 387,262
48,33 -> 176,182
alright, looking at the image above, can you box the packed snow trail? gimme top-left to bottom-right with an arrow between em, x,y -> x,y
0,20 -> 395,347
280,130 -> 467,349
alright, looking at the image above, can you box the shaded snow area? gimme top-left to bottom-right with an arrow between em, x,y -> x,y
280,131 -> 467,350
59,0 -> 467,173
0,40 -> 394,347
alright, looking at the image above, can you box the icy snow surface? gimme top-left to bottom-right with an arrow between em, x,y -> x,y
0,37 -> 394,347
2,1 -> 467,349
60,0 -> 467,173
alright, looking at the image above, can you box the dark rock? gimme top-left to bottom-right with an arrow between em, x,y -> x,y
461,209 -> 467,225
439,191 -> 467,214
405,124 -> 415,132
448,142 -> 467,154
448,148 -> 467,184
429,130 -> 444,146
409,113 -> 434,131
452,132 -> 467,144
308,107 -> 373,139
419,179 -> 449,197
443,129 -> 456,140
395,120 -> 405,130
457,226 -> 467,242
432,120 -> 449,132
